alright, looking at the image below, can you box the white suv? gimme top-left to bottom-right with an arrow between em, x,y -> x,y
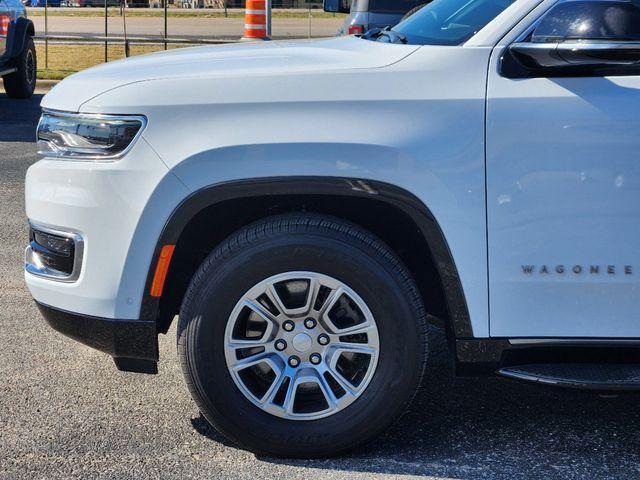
25,0 -> 640,458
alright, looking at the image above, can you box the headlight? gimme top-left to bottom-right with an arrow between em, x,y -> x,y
37,111 -> 146,160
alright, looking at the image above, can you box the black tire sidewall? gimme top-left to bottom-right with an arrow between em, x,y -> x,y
3,37 -> 36,99
22,40 -> 37,90
181,226 -> 424,456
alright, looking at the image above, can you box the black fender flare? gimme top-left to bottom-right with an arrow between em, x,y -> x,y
139,177 -> 474,340
5,17 -> 35,61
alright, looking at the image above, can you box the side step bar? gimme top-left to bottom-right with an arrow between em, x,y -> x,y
0,67 -> 17,76
498,363 -> 640,390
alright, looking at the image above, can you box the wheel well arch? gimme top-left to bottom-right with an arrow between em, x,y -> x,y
141,178 -> 473,341
6,18 -> 34,59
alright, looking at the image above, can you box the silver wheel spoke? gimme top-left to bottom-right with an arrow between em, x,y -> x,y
332,343 -> 377,356
229,352 -> 274,372
282,373 -> 299,415
314,369 -> 339,409
266,275 -> 318,317
264,287 -> 288,317
227,337 -> 273,349
316,285 -> 340,317
244,299 -> 278,325
306,277 -> 320,314
320,290 -> 375,336
260,368 -> 287,405
333,322 -> 376,337
325,366 -> 358,397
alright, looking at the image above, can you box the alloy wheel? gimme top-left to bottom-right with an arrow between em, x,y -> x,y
224,271 -> 380,420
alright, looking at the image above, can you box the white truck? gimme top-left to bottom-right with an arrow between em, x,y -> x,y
25,0 -> 640,457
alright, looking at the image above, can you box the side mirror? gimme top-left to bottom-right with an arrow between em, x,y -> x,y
323,0 -> 350,14
510,41 -> 640,70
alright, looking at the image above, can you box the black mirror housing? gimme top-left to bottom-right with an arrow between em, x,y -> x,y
509,42 -> 640,69
503,41 -> 640,78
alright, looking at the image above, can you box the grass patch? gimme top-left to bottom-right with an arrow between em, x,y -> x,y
27,7 -> 346,19
36,43 -> 185,79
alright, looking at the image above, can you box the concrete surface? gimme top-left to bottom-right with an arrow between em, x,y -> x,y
31,14 -> 343,40
1,93 -> 640,480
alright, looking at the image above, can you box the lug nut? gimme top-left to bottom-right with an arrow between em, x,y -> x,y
304,318 -> 317,329
310,353 -> 322,365
275,340 -> 287,351
283,320 -> 295,332
288,355 -> 301,368
318,334 -> 330,346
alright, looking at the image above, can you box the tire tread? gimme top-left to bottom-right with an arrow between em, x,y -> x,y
177,214 -> 428,457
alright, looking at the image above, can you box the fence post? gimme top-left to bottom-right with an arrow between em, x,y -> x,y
44,0 -> 48,70
104,0 -> 108,62
164,0 -> 168,50
265,0 -> 271,38
123,0 -> 129,57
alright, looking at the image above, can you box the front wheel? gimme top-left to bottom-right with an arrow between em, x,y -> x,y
178,214 -> 428,457
2,37 -> 37,99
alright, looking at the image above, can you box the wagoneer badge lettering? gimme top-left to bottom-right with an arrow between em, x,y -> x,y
522,265 -> 633,275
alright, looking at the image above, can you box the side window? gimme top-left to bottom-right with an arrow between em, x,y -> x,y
532,0 -> 640,42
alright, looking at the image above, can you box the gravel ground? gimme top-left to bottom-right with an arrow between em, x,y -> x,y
1,93 -> 640,480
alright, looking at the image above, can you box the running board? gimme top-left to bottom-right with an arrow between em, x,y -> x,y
497,364 -> 640,390
0,67 -> 16,76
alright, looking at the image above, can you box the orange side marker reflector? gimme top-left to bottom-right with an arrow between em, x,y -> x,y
150,245 -> 176,298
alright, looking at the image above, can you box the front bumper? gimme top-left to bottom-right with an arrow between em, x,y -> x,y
36,302 -> 159,374
24,135 -> 189,320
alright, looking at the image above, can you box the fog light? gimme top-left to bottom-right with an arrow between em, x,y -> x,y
25,222 -> 84,282
33,230 -> 72,256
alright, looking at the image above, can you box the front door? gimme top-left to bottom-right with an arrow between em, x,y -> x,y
486,0 -> 640,338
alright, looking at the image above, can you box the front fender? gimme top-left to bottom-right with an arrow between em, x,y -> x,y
171,142 -> 439,193
122,133 -> 488,337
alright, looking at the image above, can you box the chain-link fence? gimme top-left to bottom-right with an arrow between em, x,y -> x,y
30,1 -> 345,79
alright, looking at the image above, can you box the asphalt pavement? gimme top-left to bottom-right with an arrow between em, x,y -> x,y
2,92 -> 640,480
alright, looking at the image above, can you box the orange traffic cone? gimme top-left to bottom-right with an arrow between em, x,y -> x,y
243,0 -> 270,40
0,15 -> 10,36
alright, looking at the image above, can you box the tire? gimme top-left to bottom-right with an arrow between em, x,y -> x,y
2,37 -> 37,99
178,214 -> 428,457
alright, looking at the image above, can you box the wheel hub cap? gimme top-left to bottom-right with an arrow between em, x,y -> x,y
224,271 -> 380,421
292,333 -> 312,353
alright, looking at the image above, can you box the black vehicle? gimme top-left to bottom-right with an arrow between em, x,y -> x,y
0,0 -> 36,98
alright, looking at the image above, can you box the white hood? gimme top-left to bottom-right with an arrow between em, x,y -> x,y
42,36 -> 419,112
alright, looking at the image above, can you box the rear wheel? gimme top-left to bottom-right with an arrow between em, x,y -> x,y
178,214 -> 428,457
3,37 -> 37,99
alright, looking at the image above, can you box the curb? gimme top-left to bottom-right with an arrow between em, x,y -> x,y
35,78 -> 60,93
36,79 -> 60,88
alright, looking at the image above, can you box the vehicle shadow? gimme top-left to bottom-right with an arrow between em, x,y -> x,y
194,326 -> 640,478
0,93 -> 43,142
